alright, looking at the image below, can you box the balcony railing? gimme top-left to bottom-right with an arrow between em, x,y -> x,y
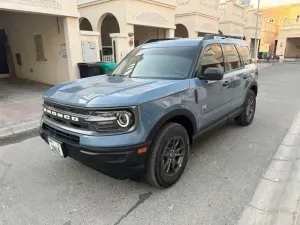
280,18 -> 300,29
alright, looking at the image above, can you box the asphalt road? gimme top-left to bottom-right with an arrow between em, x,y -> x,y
1,63 -> 300,225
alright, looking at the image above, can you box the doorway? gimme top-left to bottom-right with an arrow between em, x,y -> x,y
0,29 -> 9,76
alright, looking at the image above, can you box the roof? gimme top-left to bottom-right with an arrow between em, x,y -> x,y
142,39 -> 202,48
141,37 -> 249,48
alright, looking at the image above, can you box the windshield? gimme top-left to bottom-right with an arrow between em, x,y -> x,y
112,46 -> 199,79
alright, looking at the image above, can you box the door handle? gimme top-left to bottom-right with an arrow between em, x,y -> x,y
223,81 -> 230,87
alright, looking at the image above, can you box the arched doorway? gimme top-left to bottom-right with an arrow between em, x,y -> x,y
175,24 -> 189,38
98,13 -> 120,62
79,18 -> 93,31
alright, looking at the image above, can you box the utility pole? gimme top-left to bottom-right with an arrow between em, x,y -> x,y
254,0 -> 261,63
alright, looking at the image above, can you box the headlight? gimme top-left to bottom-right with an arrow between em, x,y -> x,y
85,110 -> 136,133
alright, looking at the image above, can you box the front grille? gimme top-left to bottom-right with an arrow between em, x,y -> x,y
43,100 -> 91,131
43,123 -> 80,144
44,101 -> 90,116
44,114 -> 90,130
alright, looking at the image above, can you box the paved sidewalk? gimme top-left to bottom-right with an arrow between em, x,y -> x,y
0,78 -> 51,140
239,111 -> 300,225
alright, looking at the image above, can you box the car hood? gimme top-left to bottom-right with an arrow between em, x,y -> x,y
43,76 -> 190,107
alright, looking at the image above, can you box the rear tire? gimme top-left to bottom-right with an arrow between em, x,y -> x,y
235,90 -> 256,126
145,123 -> 190,188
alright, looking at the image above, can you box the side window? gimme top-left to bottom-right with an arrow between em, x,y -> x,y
223,45 -> 242,71
200,45 -> 225,74
237,46 -> 251,65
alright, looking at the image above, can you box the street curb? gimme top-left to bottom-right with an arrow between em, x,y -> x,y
0,120 -> 40,141
238,111 -> 300,225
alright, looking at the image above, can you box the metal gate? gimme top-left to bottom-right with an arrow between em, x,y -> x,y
100,43 -> 116,62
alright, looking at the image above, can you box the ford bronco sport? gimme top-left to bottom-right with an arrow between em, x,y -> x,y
40,35 -> 258,188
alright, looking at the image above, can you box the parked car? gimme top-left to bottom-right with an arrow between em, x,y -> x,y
40,35 -> 258,188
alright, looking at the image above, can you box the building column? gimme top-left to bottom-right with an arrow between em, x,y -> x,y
109,24 -> 135,63
276,37 -> 287,60
189,30 -> 198,38
166,28 -> 175,38
63,17 -> 82,80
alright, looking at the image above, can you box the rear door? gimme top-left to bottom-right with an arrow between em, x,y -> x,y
223,44 -> 247,113
191,44 -> 231,130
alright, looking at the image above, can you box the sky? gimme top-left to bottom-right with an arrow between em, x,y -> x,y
250,0 -> 300,7
220,0 -> 300,7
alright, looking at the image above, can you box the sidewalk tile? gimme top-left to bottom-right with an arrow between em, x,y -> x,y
250,178 -> 285,211
239,206 -> 279,225
282,134 -> 300,146
290,160 -> 300,182
273,145 -> 300,161
280,181 -> 300,213
263,159 -> 294,182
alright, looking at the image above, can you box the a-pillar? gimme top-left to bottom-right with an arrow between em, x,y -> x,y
63,17 -> 82,80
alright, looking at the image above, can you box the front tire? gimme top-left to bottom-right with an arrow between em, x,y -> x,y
235,90 -> 256,126
145,123 -> 190,188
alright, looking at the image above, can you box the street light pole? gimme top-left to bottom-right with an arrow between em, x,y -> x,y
254,0 -> 261,63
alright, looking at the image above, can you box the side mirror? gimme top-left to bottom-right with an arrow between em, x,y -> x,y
202,67 -> 224,81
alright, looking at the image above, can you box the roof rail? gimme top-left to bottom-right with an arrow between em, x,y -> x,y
144,38 -> 181,44
203,34 -> 246,40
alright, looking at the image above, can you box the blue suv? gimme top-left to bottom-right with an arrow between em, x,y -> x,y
40,36 -> 258,188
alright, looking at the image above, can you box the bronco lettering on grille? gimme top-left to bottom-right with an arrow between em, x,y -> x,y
44,108 -> 79,122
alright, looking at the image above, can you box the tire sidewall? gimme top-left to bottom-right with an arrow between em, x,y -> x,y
245,90 -> 256,124
152,124 -> 189,188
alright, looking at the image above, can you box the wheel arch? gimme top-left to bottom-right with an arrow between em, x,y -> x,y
248,80 -> 258,96
146,109 -> 197,145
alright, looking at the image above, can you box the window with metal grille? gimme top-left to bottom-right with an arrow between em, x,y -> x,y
34,35 -> 46,61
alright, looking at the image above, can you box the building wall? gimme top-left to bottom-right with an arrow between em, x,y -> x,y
219,0 -> 245,36
0,0 -> 79,17
79,0 -> 127,33
175,15 -> 197,37
0,11 -> 70,85
175,0 -> 220,37
126,0 -> 176,29
134,26 -> 165,45
260,4 -> 300,57
285,38 -> 300,58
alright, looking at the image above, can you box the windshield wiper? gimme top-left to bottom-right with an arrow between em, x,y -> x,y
107,74 -> 128,77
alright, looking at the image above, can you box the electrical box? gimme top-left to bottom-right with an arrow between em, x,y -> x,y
81,41 -> 97,62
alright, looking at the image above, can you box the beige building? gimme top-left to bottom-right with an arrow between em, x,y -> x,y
219,0 -> 245,38
0,0 -> 86,85
78,0 -> 177,63
0,0 -> 260,86
260,4 -> 300,59
244,9 -> 262,57
175,0 -> 220,38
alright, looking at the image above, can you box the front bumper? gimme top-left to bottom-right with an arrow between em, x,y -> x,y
40,122 -> 150,180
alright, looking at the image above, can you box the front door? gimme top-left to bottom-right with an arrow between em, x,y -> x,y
193,44 -> 231,130
0,29 -> 8,74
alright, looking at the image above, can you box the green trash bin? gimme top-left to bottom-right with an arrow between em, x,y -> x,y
99,62 -> 118,75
